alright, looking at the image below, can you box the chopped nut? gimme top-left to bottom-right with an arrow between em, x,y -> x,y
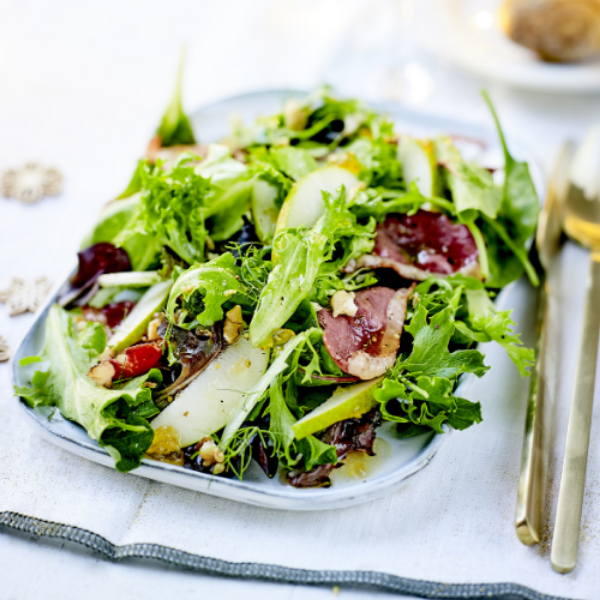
283,99 -> 308,131
223,305 -> 246,345
147,317 -> 162,341
331,290 -> 358,318
311,302 -> 323,312
198,437 -> 225,467
87,361 -> 116,388
212,463 -> 226,475
143,381 -> 157,388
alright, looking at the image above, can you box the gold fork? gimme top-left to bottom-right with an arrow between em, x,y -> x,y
551,127 -> 600,573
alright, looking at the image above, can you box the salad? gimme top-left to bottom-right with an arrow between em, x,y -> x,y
16,80 -> 539,488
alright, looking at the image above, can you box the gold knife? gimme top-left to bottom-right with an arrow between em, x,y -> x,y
515,142 -> 572,546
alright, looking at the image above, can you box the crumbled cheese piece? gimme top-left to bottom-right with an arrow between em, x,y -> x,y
331,290 -> 358,318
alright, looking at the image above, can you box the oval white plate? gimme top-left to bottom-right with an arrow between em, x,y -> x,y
12,89 -> 539,510
415,0 -> 600,94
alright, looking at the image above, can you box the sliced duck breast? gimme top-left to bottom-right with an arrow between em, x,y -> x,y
344,210 -> 481,281
318,285 -> 414,380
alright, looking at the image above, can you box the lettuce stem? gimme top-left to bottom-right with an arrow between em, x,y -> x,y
483,216 -> 540,286
467,221 -> 490,281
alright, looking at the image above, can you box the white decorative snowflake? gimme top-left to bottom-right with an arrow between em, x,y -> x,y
0,277 -> 52,316
0,336 -> 10,362
1,162 -> 63,204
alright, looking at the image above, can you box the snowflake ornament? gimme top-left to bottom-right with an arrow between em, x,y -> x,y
0,277 -> 52,316
1,162 -> 62,204
0,336 -> 10,362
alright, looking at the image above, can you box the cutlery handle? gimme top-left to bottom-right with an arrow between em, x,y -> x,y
515,281 -> 549,545
551,251 -> 600,573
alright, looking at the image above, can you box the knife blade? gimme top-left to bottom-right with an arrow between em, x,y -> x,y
515,142 -> 572,545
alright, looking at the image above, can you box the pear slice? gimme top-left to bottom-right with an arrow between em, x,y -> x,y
292,377 -> 383,440
98,271 -> 163,288
275,166 -> 360,234
251,179 -> 279,243
151,336 -> 270,447
108,280 -> 172,355
398,136 -> 440,198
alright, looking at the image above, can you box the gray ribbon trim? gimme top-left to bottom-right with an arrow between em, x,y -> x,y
0,511 -> 573,600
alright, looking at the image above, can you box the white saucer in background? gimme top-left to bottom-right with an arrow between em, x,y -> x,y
414,0 -> 600,94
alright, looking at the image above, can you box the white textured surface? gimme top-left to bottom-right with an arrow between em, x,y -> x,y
2,1 -> 600,599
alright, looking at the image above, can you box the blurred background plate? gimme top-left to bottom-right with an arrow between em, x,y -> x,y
415,0 -> 600,93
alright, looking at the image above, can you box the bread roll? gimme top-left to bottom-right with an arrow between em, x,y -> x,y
501,0 -> 600,62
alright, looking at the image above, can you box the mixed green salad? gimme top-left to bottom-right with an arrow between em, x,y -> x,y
16,80 -> 538,487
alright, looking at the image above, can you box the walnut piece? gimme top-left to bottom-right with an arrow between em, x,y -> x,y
223,305 -> 245,345
198,437 -> 225,469
87,361 -> 116,388
146,317 -> 162,341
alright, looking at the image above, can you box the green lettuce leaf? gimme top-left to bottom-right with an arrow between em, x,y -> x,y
413,275 -> 533,375
134,158 -> 211,264
108,146 -> 252,264
15,305 -> 161,472
374,375 -> 482,435
374,300 -> 486,435
455,287 -> 534,376
349,184 -> 455,222
249,187 -> 375,347
435,136 -> 502,223
402,304 -> 489,379
483,91 -> 539,245
269,147 -> 318,181
194,145 -> 253,241
81,195 -> 161,271
156,53 -> 196,147
481,92 -> 540,288
297,435 -> 338,470
268,375 -> 337,472
78,321 -> 107,355
344,137 -> 403,188
166,253 -> 252,327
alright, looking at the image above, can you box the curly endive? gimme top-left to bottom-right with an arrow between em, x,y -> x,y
501,0 -> 600,62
